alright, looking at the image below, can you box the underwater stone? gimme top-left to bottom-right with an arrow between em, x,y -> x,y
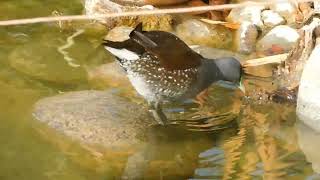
33,90 -> 153,148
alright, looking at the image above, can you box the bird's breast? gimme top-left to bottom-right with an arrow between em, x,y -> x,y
122,54 -> 199,102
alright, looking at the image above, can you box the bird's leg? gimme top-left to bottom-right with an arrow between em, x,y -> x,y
148,102 -> 168,125
194,88 -> 209,108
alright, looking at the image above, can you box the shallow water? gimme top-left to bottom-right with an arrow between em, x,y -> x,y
0,1 -> 319,180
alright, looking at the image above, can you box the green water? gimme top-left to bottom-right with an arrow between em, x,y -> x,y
0,0 -> 319,179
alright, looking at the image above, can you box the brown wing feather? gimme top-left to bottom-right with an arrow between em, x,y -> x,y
130,26 -> 202,70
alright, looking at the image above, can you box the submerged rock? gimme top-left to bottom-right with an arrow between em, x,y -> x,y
175,19 -> 232,48
87,62 -> 131,89
8,40 -> 87,84
256,25 -> 299,55
33,90 -> 153,148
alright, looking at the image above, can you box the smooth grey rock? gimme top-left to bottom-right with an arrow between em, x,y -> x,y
33,90 -> 153,148
256,25 -> 299,55
297,43 -> 320,132
261,10 -> 285,28
87,62 -> 130,89
8,36 -> 88,84
175,19 -> 232,49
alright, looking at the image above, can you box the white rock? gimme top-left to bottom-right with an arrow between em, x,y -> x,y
297,122 -> 320,173
270,1 -> 297,25
261,10 -> 285,28
297,43 -> 320,132
234,21 -> 259,54
226,5 -> 265,28
256,25 -> 299,55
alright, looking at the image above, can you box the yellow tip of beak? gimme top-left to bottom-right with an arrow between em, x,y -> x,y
238,77 -> 245,94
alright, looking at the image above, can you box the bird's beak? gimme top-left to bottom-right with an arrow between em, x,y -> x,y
238,77 -> 245,94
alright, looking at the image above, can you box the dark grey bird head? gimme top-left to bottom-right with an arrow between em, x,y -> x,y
214,57 -> 242,84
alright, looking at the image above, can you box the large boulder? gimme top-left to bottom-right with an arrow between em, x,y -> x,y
33,90 -> 153,149
297,43 -> 320,132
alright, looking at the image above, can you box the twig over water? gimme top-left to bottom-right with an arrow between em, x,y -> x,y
0,0 -> 314,26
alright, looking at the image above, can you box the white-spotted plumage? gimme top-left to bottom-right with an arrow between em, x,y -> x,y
107,49 -> 199,103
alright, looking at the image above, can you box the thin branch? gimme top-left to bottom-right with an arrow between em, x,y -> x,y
243,53 -> 289,67
0,0 -> 314,26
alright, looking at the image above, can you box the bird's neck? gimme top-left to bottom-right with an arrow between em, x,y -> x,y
198,59 -> 223,89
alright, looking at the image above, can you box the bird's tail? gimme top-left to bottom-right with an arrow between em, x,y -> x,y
129,23 -> 158,49
103,39 -> 129,49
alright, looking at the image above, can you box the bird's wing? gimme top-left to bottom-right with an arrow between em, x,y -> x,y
129,23 -> 202,70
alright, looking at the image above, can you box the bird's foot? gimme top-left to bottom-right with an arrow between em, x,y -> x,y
150,109 -> 169,125
194,88 -> 209,108
148,102 -> 169,125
